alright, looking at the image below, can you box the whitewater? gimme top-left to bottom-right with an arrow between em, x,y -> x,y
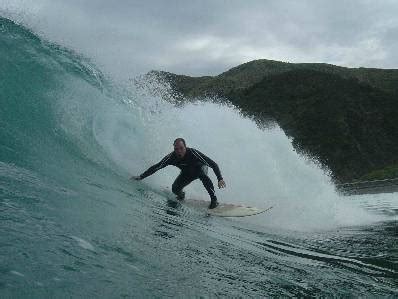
0,17 -> 397,297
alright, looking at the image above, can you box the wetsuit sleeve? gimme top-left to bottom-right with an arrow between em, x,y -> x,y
139,152 -> 173,179
191,149 -> 223,181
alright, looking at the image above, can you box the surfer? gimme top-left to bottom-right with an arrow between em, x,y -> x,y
130,138 -> 226,209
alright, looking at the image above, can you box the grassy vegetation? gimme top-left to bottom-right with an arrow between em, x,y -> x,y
229,69 -> 398,182
360,165 -> 398,181
147,59 -> 398,183
150,59 -> 398,97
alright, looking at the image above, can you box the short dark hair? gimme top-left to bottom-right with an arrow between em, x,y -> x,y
173,138 -> 186,147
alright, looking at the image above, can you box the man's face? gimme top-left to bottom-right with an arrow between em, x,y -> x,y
174,141 -> 186,158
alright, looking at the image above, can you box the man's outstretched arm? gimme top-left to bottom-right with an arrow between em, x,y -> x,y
190,148 -> 226,188
130,152 -> 173,180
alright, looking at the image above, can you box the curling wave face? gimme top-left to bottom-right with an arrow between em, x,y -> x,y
0,17 -> 396,297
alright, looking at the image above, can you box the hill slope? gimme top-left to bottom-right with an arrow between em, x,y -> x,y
144,60 -> 398,183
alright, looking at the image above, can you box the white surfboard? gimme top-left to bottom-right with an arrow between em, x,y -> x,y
158,188 -> 272,217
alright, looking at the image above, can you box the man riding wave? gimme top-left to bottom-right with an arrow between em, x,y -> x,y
131,138 -> 226,209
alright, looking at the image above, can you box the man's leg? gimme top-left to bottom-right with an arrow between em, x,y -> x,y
172,172 -> 195,200
198,166 -> 219,208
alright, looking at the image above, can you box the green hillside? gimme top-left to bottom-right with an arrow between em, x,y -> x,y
145,60 -> 398,183
149,59 -> 398,98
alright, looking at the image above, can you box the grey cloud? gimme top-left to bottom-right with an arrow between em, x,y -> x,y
1,0 -> 397,78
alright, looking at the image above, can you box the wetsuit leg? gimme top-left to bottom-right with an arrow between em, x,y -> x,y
172,171 -> 195,199
197,166 -> 217,201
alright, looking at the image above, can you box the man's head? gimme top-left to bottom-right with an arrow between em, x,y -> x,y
173,138 -> 186,158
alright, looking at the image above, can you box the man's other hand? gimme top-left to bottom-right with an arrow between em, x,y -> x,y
130,175 -> 142,181
218,179 -> 226,189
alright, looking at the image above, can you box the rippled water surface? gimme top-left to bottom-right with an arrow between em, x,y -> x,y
0,17 -> 397,297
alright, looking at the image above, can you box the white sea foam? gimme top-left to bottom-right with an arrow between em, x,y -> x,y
10,270 -> 24,277
71,236 -> 95,251
92,90 -> 390,231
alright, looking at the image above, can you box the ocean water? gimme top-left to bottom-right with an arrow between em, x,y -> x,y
0,17 -> 397,297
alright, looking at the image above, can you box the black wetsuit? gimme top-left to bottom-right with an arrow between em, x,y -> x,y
139,148 -> 223,202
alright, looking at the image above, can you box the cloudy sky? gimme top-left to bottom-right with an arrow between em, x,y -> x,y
1,0 -> 398,78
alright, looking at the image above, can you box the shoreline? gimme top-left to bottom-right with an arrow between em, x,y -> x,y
337,178 -> 398,195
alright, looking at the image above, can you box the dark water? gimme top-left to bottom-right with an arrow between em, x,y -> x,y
0,17 -> 397,297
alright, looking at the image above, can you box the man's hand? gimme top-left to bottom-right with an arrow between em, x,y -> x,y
130,175 -> 142,181
218,179 -> 226,189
